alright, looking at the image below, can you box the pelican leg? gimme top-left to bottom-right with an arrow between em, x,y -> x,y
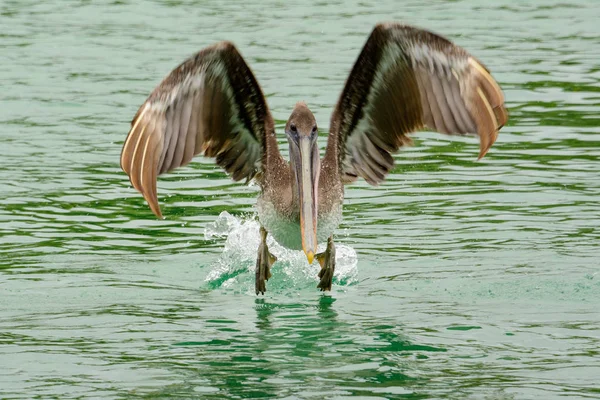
256,226 -> 277,295
316,235 -> 336,291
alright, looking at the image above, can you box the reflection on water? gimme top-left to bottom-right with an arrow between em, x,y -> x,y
167,296 -> 441,399
1,0 -> 600,398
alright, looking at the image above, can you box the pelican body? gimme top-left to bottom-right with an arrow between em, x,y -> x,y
120,23 -> 508,294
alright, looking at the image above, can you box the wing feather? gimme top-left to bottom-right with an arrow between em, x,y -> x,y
120,42 -> 276,218
129,117 -> 154,196
159,105 -> 174,171
173,94 -> 192,169
327,23 -> 508,185
431,73 -> 459,133
183,90 -> 199,165
140,118 -> 163,218
161,101 -> 180,173
419,69 -> 448,133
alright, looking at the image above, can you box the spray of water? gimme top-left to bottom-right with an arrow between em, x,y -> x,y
203,212 -> 358,294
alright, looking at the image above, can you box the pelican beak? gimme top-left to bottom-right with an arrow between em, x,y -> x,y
296,135 -> 319,264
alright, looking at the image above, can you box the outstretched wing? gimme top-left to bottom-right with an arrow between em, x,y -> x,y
327,23 -> 508,185
120,41 -> 275,218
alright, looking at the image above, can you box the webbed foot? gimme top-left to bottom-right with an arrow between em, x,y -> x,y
316,236 -> 336,291
256,226 -> 277,295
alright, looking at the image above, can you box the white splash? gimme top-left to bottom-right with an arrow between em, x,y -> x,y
203,211 -> 358,291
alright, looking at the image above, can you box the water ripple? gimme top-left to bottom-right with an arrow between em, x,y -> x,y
1,0 -> 599,398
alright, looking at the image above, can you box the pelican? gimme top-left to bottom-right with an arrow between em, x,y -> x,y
120,23 -> 508,294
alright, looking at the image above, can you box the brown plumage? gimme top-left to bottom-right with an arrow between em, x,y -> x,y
120,22 -> 508,294
120,41 -> 278,218
328,23 -> 508,186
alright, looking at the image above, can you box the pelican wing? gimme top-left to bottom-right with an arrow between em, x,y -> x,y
328,23 -> 508,185
121,41 -> 274,218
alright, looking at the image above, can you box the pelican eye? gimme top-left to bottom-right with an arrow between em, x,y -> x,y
290,123 -> 297,133
311,126 -> 317,134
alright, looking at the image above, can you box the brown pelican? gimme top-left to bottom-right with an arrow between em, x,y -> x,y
120,23 -> 508,294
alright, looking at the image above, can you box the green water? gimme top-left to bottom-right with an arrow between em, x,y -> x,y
1,0 -> 599,398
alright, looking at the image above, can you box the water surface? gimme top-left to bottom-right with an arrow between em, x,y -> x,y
1,0 -> 599,398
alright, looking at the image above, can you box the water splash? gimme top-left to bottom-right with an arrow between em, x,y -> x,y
203,212 -> 358,293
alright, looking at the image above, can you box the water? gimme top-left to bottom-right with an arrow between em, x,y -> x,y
1,0 -> 599,398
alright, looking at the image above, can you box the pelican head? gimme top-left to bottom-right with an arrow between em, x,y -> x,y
285,102 -> 320,264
